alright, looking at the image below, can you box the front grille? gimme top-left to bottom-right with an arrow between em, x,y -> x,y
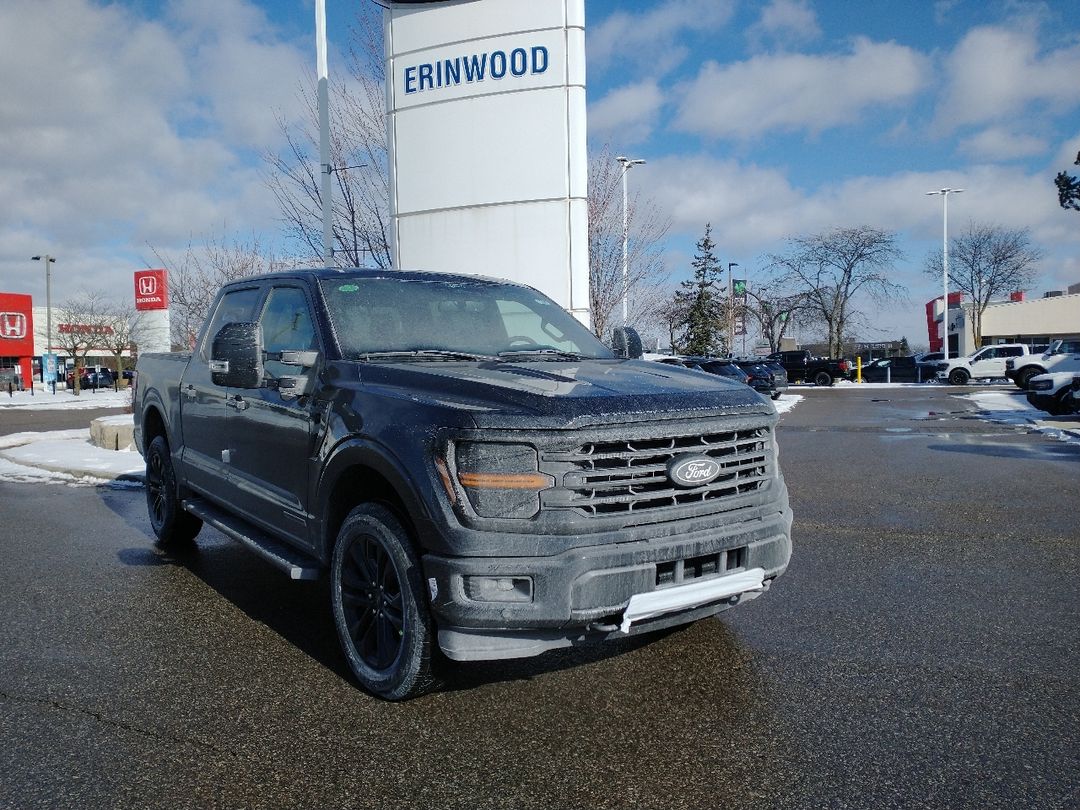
544,426 -> 772,517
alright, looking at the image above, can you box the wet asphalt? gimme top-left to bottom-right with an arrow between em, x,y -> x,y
0,386 -> 1077,809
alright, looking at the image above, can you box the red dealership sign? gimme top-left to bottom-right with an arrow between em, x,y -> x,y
134,269 -> 169,311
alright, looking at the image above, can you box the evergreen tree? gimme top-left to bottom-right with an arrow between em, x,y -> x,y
675,224 -> 726,356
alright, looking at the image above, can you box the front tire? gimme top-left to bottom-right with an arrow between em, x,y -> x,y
1052,389 -> 1078,416
814,371 -> 833,387
1016,367 -> 1041,390
145,435 -> 202,548
331,504 -> 437,700
948,369 -> 969,385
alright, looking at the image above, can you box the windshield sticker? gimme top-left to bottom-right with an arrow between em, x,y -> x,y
338,284 -> 360,293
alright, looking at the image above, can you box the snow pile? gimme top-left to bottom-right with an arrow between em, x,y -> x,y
774,393 -> 802,415
0,429 -> 144,485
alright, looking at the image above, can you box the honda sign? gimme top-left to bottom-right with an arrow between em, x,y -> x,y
134,269 -> 169,311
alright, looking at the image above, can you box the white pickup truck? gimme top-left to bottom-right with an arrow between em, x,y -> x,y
1005,339 -> 1080,390
935,343 -> 1037,385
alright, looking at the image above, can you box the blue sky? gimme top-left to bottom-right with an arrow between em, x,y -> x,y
2,0 -> 1078,349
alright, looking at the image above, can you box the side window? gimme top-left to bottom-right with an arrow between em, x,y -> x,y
200,287 -> 261,362
260,287 -> 317,377
1000,347 -> 1022,357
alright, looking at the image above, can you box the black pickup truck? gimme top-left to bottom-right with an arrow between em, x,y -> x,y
767,350 -> 850,386
134,268 -> 792,699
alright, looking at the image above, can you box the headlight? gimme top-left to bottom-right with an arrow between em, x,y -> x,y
452,442 -> 553,519
1029,379 -> 1053,391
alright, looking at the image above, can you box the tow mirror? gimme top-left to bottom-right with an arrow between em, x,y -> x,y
210,322 -> 264,389
611,326 -> 643,359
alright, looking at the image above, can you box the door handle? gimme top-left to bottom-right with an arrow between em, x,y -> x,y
182,385 -> 197,399
226,396 -> 249,411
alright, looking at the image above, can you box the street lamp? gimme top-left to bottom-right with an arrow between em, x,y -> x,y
728,262 -> 739,354
615,156 -> 646,327
925,188 -> 964,359
31,254 -> 56,388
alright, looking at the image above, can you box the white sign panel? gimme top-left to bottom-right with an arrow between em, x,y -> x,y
385,0 -> 589,325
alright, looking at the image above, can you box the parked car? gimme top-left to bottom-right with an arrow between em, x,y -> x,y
680,356 -> 751,384
66,369 -> 115,389
859,356 -> 921,383
731,358 -> 787,400
934,343 -> 1038,385
1026,371 -> 1080,416
1005,339 -> 1080,390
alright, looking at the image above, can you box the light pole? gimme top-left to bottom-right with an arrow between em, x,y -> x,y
615,156 -> 645,327
925,188 -> 964,359
31,254 -> 56,388
316,0 -> 333,268
728,262 -> 738,355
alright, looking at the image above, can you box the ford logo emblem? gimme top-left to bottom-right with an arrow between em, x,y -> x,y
667,454 -> 722,488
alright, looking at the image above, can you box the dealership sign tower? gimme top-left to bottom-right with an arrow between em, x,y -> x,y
134,269 -> 171,353
384,0 -> 590,325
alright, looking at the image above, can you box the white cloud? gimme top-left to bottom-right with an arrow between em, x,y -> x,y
587,0 -> 736,77
0,0 -> 312,305
934,25 -> 1080,133
673,38 -> 928,140
589,81 -> 666,145
958,128 -> 1048,161
746,0 -> 822,50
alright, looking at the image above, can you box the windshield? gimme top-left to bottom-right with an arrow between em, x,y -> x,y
319,276 -> 614,360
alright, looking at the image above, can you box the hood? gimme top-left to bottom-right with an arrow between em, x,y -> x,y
353,357 -> 772,428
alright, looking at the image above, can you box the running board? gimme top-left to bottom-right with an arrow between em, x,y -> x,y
182,498 -> 321,581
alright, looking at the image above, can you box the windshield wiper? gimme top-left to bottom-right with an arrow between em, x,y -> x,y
497,348 -> 585,361
358,349 -> 497,362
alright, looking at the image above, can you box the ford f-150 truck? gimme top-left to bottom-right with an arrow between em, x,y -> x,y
1005,339 -> 1080,390
934,343 -> 1036,385
134,268 -> 792,699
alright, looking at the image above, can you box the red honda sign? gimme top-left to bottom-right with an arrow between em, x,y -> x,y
0,292 -> 35,385
134,269 -> 169,311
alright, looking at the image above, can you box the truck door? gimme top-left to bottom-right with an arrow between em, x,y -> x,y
224,284 -> 321,548
179,286 -> 261,499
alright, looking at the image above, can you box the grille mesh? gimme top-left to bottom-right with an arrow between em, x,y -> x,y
544,427 -> 772,517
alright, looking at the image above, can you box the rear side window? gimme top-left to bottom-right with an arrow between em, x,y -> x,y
1000,347 -> 1023,357
200,287 -> 261,362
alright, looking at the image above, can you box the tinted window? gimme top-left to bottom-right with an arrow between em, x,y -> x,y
1000,347 -> 1023,357
200,287 -> 261,362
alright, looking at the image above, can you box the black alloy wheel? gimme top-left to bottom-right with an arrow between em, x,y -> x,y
814,371 -> 833,387
331,504 -> 436,700
948,369 -> 969,385
145,435 -> 202,547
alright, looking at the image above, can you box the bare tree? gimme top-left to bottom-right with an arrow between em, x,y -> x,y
588,147 -> 672,340
923,222 -> 1041,348
769,226 -> 905,358
98,302 -> 146,382
51,293 -> 112,395
741,284 -> 814,353
148,232 -> 288,350
263,7 -> 392,268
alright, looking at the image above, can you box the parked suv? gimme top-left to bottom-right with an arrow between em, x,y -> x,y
1026,371 -> 1080,416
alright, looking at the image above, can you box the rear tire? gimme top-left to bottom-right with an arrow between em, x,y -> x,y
330,503 -> 437,700
948,369 -> 969,385
145,435 -> 202,548
814,371 -> 833,387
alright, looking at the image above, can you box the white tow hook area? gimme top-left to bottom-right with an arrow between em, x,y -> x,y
619,567 -> 766,634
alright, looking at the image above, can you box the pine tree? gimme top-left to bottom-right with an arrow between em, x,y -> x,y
675,224 -> 726,356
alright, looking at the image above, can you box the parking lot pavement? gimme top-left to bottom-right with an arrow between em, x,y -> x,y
1,384 -> 1078,809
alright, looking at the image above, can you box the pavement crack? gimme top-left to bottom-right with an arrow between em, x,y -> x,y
0,688 -> 223,753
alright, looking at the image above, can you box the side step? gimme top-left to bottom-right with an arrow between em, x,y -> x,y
182,498 -> 321,581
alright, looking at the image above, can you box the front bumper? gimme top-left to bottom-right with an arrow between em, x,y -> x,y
1026,390 -> 1057,412
423,502 -> 792,660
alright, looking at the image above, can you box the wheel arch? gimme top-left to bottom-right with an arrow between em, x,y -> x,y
316,441 -> 435,565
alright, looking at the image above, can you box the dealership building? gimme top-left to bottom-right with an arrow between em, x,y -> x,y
927,281 -> 1080,356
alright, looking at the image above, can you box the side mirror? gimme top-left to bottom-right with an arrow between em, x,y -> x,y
611,326 -> 643,359
210,322 -> 264,388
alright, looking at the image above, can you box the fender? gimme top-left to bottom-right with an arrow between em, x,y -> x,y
314,436 -> 440,562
